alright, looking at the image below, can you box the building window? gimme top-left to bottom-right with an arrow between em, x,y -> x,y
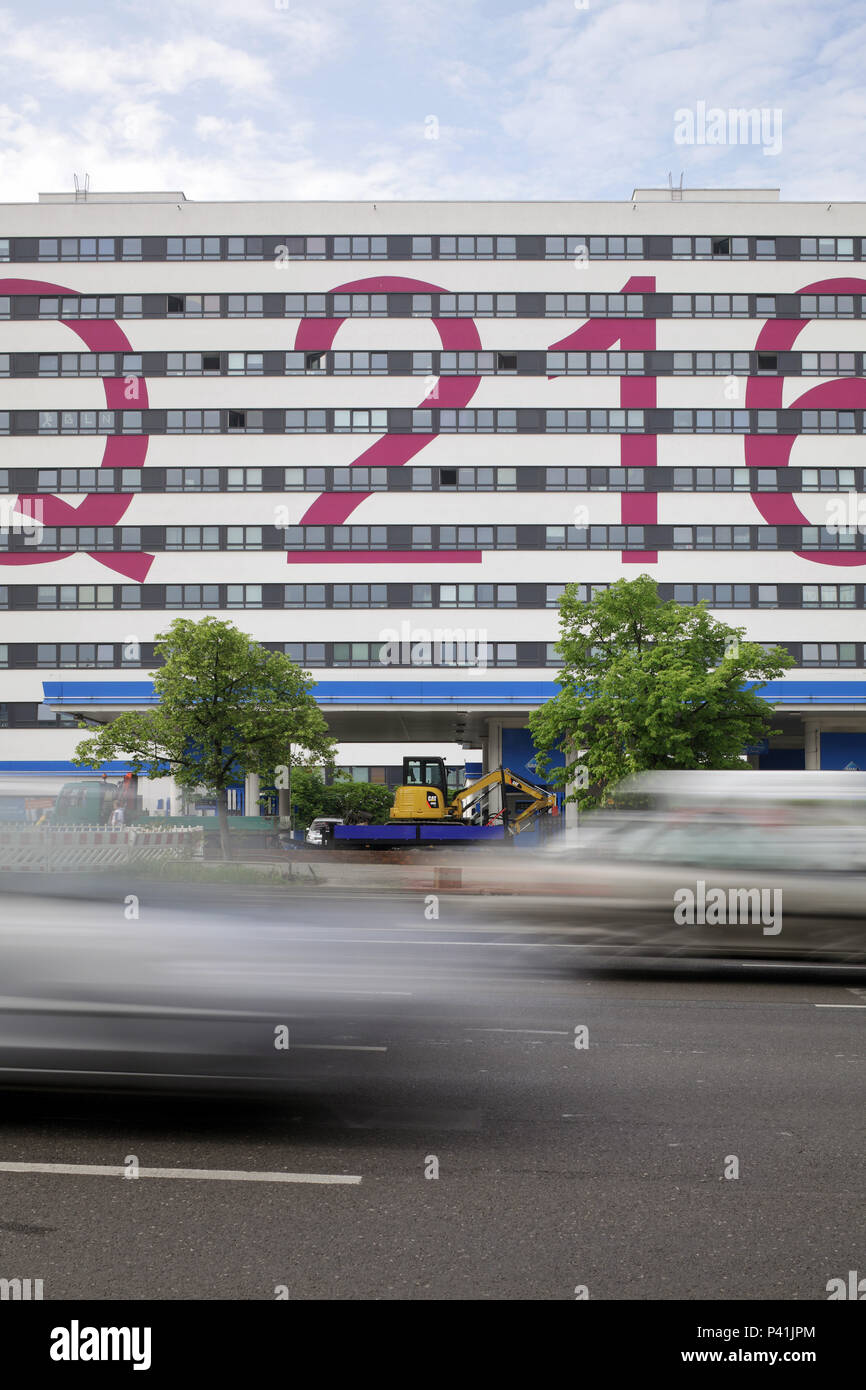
546,409 -> 644,433
165,468 -> 221,491
801,237 -> 855,260
800,295 -> 855,318
165,527 -> 221,550
227,236 -> 264,260
332,293 -> 388,317
332,351 -> 389,375
284,584 -> 326,608
545,526 -> 645,550
800,352 -> 857,375
166,411 -> 221,434
438,293 -> 517,317
672,295 -> 749,318
332,236 -> 388,259
276,236 -> 326,260
801,643 -> 857,666
166,585 -> 221,609
333,583 -> 388,607
672,410 -> 751,433
545,294 -> 643,317
437,235 -> 517,260
167,294 -> 221,317
333,409 -> 388,433
166,236 -> 221,260
802,585 -> 857,608
801,410 -> 857,433
284,410 -> 327,433
332,467 -> 388,491
226,527 -> 262,550
283,526 -> 326,549
285,294 -> 328,317
800,468 -> 858,490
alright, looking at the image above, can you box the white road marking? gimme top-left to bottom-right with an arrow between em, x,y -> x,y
814,1004 -> 866,1009
744,962 -> 866,971
471,1028 -> 571,1036
0,1161 -> 361,1185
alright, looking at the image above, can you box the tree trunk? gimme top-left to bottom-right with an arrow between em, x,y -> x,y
216,787 -> 233,861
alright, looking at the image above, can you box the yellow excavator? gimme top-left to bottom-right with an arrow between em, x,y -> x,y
391,755 -> 555,830
329,756 -> 557,847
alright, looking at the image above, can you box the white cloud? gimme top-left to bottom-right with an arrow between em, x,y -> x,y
0,0 -> 864,203
0,22 -> 275,98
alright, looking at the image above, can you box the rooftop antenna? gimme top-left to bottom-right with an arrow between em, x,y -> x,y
73,172 -> 90,202
668,171 -> 683,201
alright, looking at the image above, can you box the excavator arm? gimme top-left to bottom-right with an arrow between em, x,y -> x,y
450,767 -> 556,833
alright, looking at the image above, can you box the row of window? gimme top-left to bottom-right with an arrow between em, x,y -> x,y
3,349 -> 863,378
9,407 -> 866,436
3,465 -> 862,496
3,582 -> 862,612
4,524 -> 866,552
5,292 -> 866,321
2,234 -> 861,263
0,640 -> 860,671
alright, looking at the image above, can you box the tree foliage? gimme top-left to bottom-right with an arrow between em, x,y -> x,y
71,617 -> 336,856
528,575 -> 794,808
284,768 -> 394,829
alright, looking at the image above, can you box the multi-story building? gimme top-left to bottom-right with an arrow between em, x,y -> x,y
2,186 -> 866,814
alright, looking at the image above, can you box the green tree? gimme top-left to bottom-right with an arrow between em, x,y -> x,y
272,768 -> 394,832
282,765 -> 330,832
322,776 -> 394,824
529,575 -> 794,809
71,617 -> 336,858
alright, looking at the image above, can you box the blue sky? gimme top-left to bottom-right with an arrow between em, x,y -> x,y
0,0 -> 864,202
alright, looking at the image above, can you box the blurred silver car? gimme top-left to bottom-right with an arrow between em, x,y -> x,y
510,772 -> 866,962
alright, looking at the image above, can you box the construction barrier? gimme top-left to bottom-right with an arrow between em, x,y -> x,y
0,825 -> 205,872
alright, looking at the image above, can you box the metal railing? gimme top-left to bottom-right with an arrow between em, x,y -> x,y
0,825 -> 205,872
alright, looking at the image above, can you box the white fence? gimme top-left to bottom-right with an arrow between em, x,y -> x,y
0,825 -> 205,872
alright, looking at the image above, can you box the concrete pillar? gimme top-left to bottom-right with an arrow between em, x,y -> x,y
245,772 -> 261,817
479,736 -> 490,775
804,720 -> 821,770
278,788 -> 291,828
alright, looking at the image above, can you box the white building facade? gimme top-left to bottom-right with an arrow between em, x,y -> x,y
1,186 -> 866,806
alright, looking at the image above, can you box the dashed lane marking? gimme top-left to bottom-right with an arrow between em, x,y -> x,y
0,1162 -> 361,1185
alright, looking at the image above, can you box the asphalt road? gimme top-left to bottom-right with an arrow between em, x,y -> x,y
1,888 -> 865,1301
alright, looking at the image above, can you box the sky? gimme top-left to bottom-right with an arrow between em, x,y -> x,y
0,0 -> 864,203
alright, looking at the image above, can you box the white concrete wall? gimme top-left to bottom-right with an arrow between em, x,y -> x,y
2,191 -> 865,772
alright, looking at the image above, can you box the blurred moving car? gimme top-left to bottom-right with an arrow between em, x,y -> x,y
0,877 -> 502,1091
502,771 -> 866,962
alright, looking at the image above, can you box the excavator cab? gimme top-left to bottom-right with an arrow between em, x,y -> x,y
390,757 -> 450,819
